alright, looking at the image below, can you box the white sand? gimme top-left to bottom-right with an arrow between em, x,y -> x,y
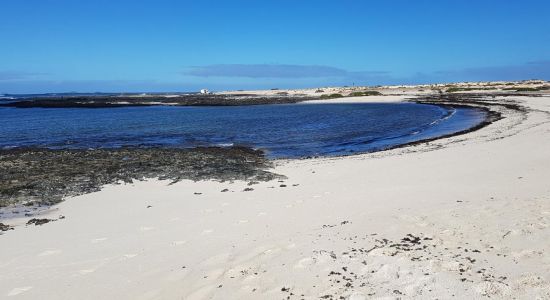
1,94 -> 550,299
302,95 -> 410,104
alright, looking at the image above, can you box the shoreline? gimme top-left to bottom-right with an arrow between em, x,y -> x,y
2,96 -> 495,209
294,97 -> 503,160
1,87 -> 549,299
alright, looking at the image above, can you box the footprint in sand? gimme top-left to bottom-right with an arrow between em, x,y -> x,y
7,286 -> 33,296
78,269 -> 96,275
38,249 -> 62,256
240,285 -> 259,293
205,268 -> 225,280
201,253 -> 231,266
186,285 -> 215,300
348,293 -> 367,300
294,257 -> 316,268
263,248 -> 282,256
475,281 -> 511,297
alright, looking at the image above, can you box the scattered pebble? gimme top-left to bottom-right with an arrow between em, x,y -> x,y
0,222 -> 14,232
26,218 -> 53,226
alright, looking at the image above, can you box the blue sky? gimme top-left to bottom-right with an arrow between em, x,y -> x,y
1,0 -> 549,93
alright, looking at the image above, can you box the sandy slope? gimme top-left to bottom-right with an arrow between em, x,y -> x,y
1,95 -> 550,299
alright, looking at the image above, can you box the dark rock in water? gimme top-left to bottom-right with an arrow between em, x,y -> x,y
220,189 -> 229,192
0,146 -> 283,207
0,94 -> 311,109
243,187 -> 254,192
194,192 -> 202,195
26,218 -> 53,226
0,222 -> 14,231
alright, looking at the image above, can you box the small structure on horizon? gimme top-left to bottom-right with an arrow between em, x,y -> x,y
200,89 -> 210,94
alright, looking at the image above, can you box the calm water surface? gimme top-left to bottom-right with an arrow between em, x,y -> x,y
0,103 -> 486,158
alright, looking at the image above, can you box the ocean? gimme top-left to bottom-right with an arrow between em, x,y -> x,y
0,102 -> 486,158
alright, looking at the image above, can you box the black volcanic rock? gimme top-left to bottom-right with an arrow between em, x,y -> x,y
0,146 -> 283,207
0,94 -> 311,108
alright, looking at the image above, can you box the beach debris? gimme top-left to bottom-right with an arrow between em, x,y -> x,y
322,220 -> 352,228
0,222 -> 14,232
323,232 -> 507,297
26,218 -> 53,226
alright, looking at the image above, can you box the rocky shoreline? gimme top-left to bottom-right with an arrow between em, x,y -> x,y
0,93 -> 311,108
0,146 -> 282,208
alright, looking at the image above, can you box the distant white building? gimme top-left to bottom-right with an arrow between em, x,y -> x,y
200,89 -> 210,94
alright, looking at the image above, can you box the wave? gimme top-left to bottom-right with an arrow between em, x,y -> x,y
214,142 -> 234,147
429,108 -> 457,126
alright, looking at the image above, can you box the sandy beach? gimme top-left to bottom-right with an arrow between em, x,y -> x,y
1,91 -> 550,299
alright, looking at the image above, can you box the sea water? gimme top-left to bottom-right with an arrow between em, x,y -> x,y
0,102 -> 486,158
